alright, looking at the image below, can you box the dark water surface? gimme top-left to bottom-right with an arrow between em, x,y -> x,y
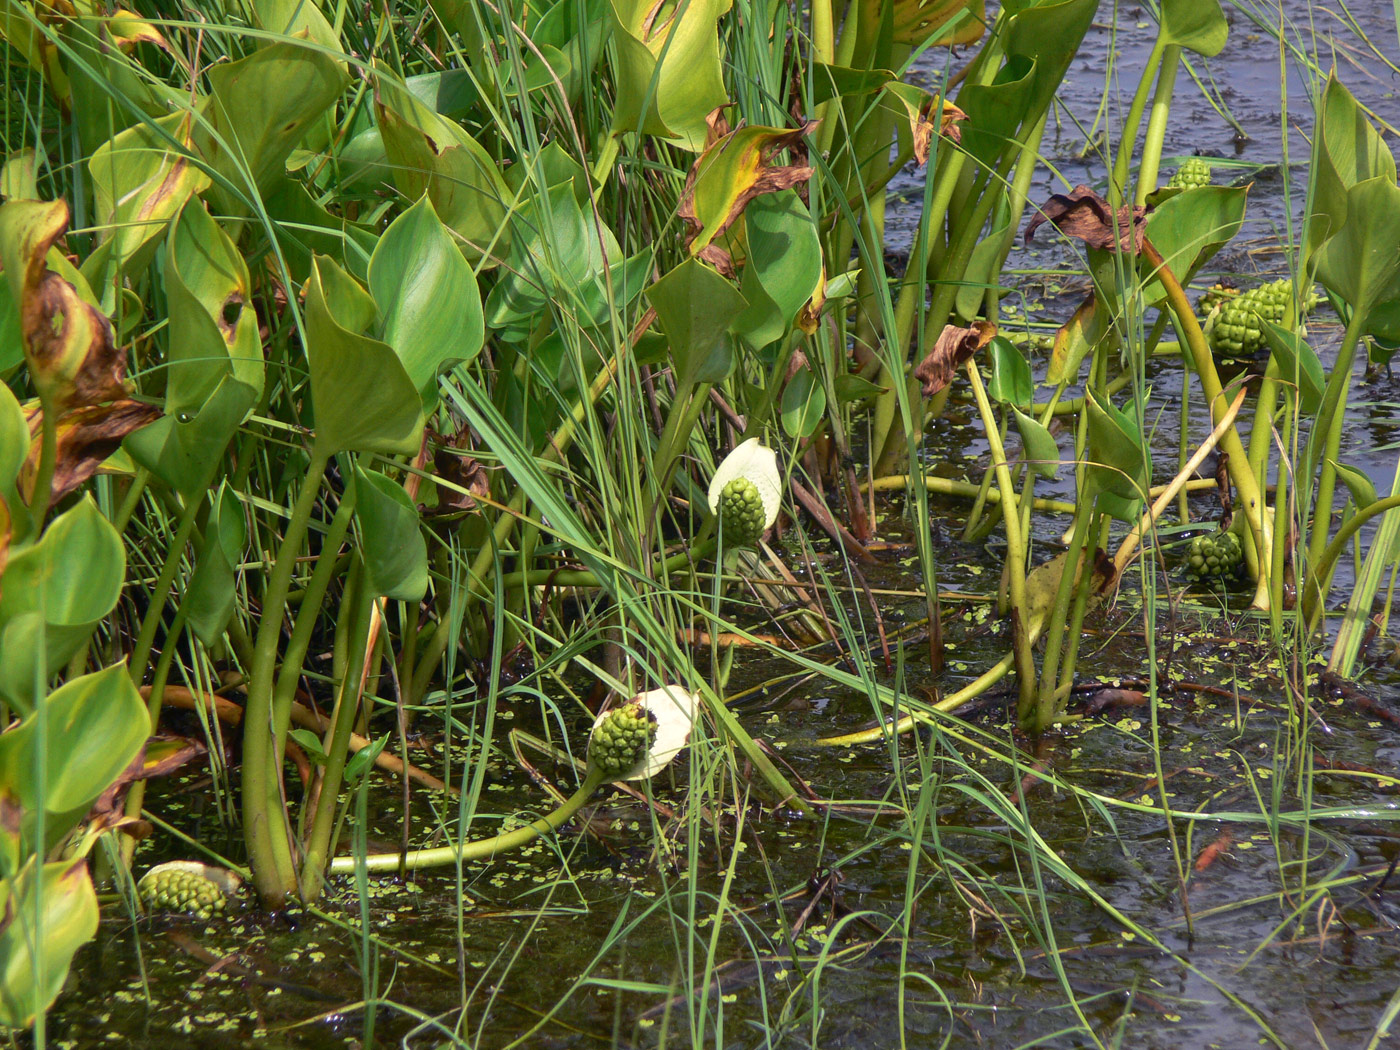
46,4 -> 1400,1049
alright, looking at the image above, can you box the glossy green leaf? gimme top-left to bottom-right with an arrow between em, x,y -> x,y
986,336 -> 1033,407
124,375 -> 258,500
306,256 -> 424,456
608,0 -> 730,150
646,259 -> 747,390
253,0 -> 344,59
1084,387 -> 1149,519
1002,0 -> 1097,119
734,191 -> 822,348
954,212 -> 1012,320
1158,0 -> 1227,56
196,41 -> 348,210
353,466 -> 428,601
88,112 -> 208,279
1142,184 -> 1249,297
164,198 -> 264,417
810,63 -> 894,106
1315,178 -> 1400,324
833,372 -> 884,406
184,482 -> 247,647
0,499 -> 125,710
376,77 -> 510,264
1260,322 -> 1325,418
0,379 -> 24,497
956,55 -> 1036,168
0,859 -> 99,1029
485,182 -> 623,340
1011,406 -> 1060,479
0,663 -> 147,852
1331,459 -> 1378,509
1305,76 -> 1397,269
780,365 -> 826,439
369,194 -> 484,406
263,176 -> 378,282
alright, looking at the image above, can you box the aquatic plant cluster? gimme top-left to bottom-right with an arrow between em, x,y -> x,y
1,0 -> 1399,1044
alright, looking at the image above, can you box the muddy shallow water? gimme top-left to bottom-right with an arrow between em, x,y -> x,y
43,3 -> 1400,1049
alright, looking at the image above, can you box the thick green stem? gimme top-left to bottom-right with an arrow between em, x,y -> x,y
1110,34 -> 1167,199
243,447 -> 331,905
1302,310 -> 1368,589
964,361 -> 1036,722
1303,494 -> 1400,631
1135,45 -> 1181,206
1146,241 -> 1272,605
1035,499 -> 1094,726
300,559 -> 375,898
326,769 -> 606,875
270,485 -> 356,761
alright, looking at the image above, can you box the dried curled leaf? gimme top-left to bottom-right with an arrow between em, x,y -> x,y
1024,185 -> 1147,253
0,200 -> 128,409
22,400 -> 161,504
885,85 -> 967,166
913,321 -> 996,398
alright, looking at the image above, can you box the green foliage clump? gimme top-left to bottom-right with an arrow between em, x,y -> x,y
1167,157 -> 1212,189
1185,529 -> 1244,579
588,703 -> 658,780
1207,279 -> 1295,358
138,867 -> 229,920
718,477 -> 769,547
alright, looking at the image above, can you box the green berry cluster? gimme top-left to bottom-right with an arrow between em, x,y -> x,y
1208,279 -> 1295,358
1197,280 -> 1239,316
719,477 -> 767,547
1167,157 -> 1212,189
1186,530 -> 1243,579
589,702 -> 658,779
139,867 -> 229,919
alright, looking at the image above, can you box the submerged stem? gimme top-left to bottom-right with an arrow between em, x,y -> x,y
326,769 -> 606,875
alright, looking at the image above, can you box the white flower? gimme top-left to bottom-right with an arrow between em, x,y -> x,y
589,686 -> 699,781
707,438 -> 781,532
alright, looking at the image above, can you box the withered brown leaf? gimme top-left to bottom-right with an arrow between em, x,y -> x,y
1024,185 -> 1146,253
913,321 -> 997,398
22,399 -> 161,504
910,98 -> 966,166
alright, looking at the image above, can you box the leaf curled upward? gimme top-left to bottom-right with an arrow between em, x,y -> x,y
677,109 -> 818,274
913,321 -> 997,397
1024,186 -> 1147,253
0,199 -> 160,505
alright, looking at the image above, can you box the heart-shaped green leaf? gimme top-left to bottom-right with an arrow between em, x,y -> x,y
646,259 -> 747,391
369,194 -> 484,407
184,482 -> 247,647
353,466 -> 428,601
0,663 -> 147,852
0,499 -> 125,710
1158,0 -> 1227,56
305,256 -> 424,456
608,0 -> 731,150
0,859 -> 99,1029
1012,406 -> 1060,479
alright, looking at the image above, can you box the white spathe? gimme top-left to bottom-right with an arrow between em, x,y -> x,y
707,438 -> 781,531
591,685 -> 700,781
